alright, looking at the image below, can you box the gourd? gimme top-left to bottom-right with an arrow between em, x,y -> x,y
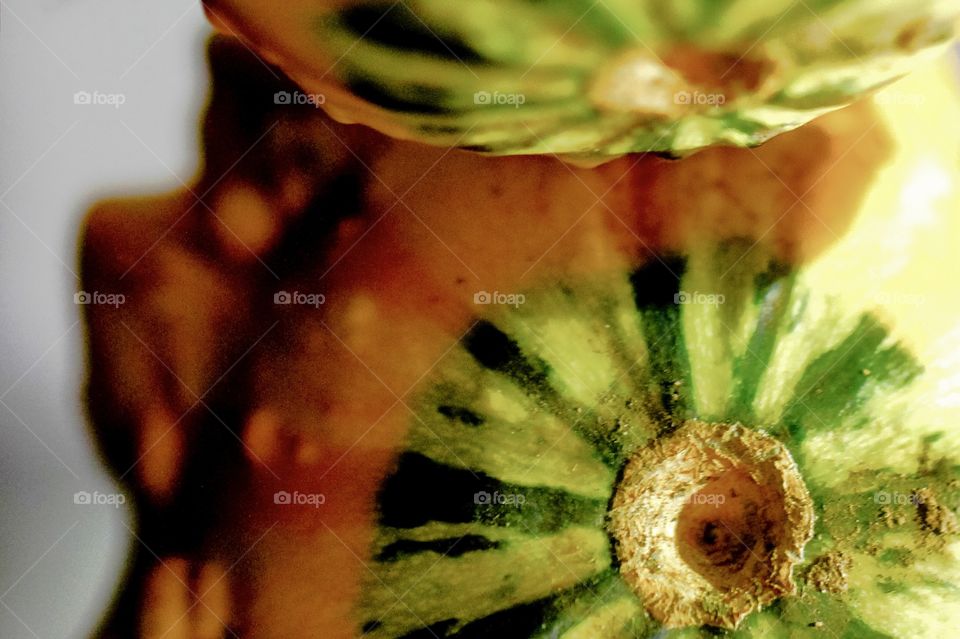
342,64 -> 960,637
79,38 -> 960,639
358,240 -> 959,637
204,0 -> 960,158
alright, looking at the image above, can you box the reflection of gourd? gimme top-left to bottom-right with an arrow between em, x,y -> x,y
205,0 -> 959,158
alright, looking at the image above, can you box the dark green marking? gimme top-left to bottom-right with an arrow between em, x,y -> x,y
396,619 -> 458,639
444,596 -> 555,638
378,453 -> 606,533
337,4 -> 487,64
344,75 -> 457,115
437,404 -> 484,427
630,256 -> 692,425
376,535 -> 501,562
464,320 -> 555,399
779,313 -> 922,443
729,273 -> 797,422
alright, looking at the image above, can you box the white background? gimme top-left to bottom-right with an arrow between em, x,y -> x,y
0,1 -> 211,636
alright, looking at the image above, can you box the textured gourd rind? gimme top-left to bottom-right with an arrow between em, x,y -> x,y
358,242 -> 960,638
610,421 -> 815,628
270,0 -> 960,156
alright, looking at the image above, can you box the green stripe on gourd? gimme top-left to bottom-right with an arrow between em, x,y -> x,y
362,524 -> 611,636
358,241 -> 960,637
409,356 -> 616,499
299,0 -> 959,157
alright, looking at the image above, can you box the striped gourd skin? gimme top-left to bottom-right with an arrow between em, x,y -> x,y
277,0 -> 960,157
358,242 -> 960,638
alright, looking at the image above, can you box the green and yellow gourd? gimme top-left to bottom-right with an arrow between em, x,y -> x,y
357,245 -> 959,638
345,70 -> 960,639
206,0 -> 960,158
